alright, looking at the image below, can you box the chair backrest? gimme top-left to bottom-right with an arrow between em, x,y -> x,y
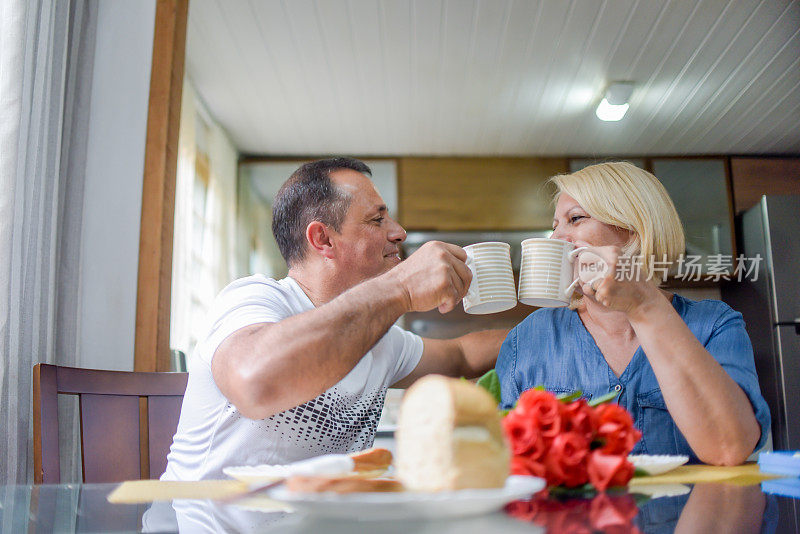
32,363 -> 188,484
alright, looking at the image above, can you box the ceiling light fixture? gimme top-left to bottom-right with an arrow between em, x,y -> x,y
595,82 -> 634,122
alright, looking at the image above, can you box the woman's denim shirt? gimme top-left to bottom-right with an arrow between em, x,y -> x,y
495,295 -> 771,462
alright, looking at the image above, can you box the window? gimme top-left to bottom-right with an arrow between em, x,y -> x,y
170,81 -> 239,362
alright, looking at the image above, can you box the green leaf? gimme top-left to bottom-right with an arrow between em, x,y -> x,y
533,385 -> 546,391
548,483 -> 596,498
476,369 -> 502,405
500,408 -> 511,417
633,468 -> 649,478
587,389 -> 621,407
556,390 -> 582,403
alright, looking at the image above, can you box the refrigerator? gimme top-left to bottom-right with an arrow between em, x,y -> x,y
721,195 -> 800,532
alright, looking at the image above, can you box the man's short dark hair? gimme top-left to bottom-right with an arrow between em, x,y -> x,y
272,157 -> 372,267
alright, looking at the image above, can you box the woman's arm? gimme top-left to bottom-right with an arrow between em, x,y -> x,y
675,483 -> 765,533
627,294 -> 761,465
585,247 -> 761,465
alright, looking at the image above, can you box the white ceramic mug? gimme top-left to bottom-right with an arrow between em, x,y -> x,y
518,238 -> 595,307
462,242 -> 517,314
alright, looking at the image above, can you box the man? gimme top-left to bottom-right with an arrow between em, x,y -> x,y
162,157 -> 507,481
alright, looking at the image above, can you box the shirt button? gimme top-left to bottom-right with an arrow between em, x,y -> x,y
614,384 -> 622,392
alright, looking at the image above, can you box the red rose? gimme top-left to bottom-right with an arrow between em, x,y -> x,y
515,389 -> 562,439
594,404 -> 642,455
589,493 -> 640,534
510,454 -> 546,478
504,499 -> 539,521
506,388 -> 641,492
506,495 -> 567,528
543,431 -> 590,487
508,493 -> 640,534
502,411 -> 546,459
534,496 -> 572,514
539,498 -> 593,534
560,398 -> 598,443
587,451 -> 635,491
595,403 -> 635,430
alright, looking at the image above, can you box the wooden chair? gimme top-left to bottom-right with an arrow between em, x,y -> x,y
32,363 -> 188,484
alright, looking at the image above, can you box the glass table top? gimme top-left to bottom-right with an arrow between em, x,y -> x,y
1,480 -> 797,533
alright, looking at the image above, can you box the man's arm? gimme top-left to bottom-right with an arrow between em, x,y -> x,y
392,329 -> 509,388
211,242 -> 472,420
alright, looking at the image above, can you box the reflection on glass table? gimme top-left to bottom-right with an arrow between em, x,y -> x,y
2,479 -> 795,533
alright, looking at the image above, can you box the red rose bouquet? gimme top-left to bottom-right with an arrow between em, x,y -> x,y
506,491 -> 642,533
477,371 -> 642,491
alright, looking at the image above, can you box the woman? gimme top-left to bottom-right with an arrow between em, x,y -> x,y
496,162 -> 770,465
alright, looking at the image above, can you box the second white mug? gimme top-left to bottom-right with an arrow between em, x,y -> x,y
518,238 -> 592,307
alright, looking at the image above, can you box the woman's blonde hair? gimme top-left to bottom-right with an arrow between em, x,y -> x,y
549,161 -> 685,297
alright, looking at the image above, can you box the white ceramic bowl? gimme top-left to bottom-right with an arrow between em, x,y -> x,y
628,454 -> 689,476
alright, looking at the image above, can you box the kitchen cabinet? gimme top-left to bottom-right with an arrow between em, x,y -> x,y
398,157 -> 568,231
730,157 -> 800,214
651,158 -> 735,261
570,158 -> 646,172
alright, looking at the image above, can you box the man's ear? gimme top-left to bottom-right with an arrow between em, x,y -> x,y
306,221 -> 336,260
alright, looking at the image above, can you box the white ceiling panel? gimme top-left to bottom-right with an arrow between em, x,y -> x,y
185,0 -> 800,156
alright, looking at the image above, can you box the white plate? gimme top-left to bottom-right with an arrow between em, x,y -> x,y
224,454 -> 358,484
267,475 -> 545,521
628,454 -> 689,476
224,466 -> 387,485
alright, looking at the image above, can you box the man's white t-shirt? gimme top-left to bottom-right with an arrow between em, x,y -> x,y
161,275 -> 423,481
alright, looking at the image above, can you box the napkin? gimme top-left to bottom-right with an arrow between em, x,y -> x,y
109,455 -> 358,504
107,480 -> 246,504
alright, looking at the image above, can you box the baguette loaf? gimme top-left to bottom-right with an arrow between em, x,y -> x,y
286,475 -> 403,494
395,375 -> 510,491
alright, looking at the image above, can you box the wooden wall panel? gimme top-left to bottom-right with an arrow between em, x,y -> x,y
135,0 -> 189,372
398,157 -> 568,230
730,157 -> 800,214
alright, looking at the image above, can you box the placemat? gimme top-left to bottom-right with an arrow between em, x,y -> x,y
107,480 -> 247,503
629,463 -> 780,487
